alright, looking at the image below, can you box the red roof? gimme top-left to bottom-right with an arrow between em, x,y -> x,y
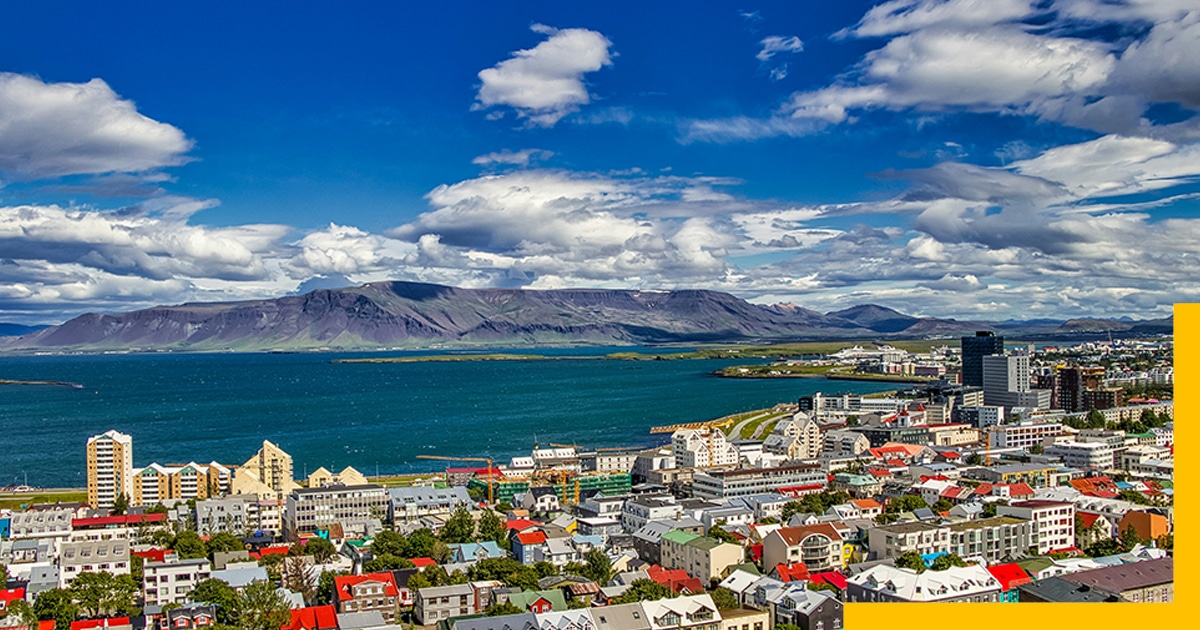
1,588 -> 26,604
72,513 -> 166,528
748,544 -> 763,562
506,518 -> 542,531
866,468 -> 892,478
410,557 -> 437,568
334,573 -> 399,602
773,562 -> 811,583
131,548 -> 174,563
646,565 -> 703,594
249,545 -> 290,560
70,619 -> 131,630
1007,483 -> 1035,497
940,451 -> 961,459
516,531 -> 548,545
1078,513 -> 1103,529
885,459 -> 907,467
810,571 -> 848,590
282,605 -> 339,630
850,499 -> 881,510
985,563 -> 1032,591
777,484 -> 825,497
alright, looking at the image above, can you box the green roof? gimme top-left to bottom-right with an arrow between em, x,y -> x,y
686,537 -> 725,551
1016,557 -> 1056,574
728,563 -> 762,576
661,530 -> 702,546
506,589 -> 567,611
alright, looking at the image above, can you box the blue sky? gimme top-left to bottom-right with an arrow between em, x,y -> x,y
1,1 -> 1198,324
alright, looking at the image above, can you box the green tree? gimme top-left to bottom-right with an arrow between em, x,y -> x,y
258,552 -> 287,581
282,556 -> 317,605
708,587 -> 739,610
707,526 -> 740,545
982,503 -> 998,518
485,601 -> 524,617
364,553 -> 416,572
8,599 -> 40,630
206,532 -> 244,558
172,530 -> 207,559
1,562 -> 9,586
931,498 -> 953,513
231,580 -> 292,630
894,551 -> 927,573
885,494 -> 927,514
149,528 -> 175,548
423,566 -> 450,587
304,537 -> 338,564
111,493 -> 129,516
439,506 -> 476,544
579,549 -> 614,585
403,528 -> 438,558
478,509 -> 506,544
1085,409 -> 1106,429
611,579 -> 674,604
929,554 -> 968,571
32,588 -> 78,630
965,452 -> 983,466
371,530 -> 407,557
315,570 -> 348,606
1029,442 -> 1044,455
1139,408 -> 1162,428
1084,538 -> 1123,558
145,503 -> 169,515
406,571 -> 432,592
1118,490 -> 1152,505
68,571 -> 139,618
1156,533 -> 1173,551
189,578 -> 239,625
495,501 -> 514,513
1120,524 -> 1144,550
533,561 -> 559,579
447,569 -> 470,585
807,581 -> 839,593
874,513 -> 898,525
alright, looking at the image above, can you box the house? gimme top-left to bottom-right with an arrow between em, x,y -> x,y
717,608 -> 770,630
631,519 -> 705,565
1017,576 -> 1126,602
848,499 -> 881,519
639,593 -> 722,630
414,583 -> 476,626
659,530 -> 744,582
388,486 -> 471,525
334,573 -> 400,623
1057,557 -> 1173,602
521,486 -> 562,514
985,563 -> 1032,602
591,602 -> 652,630
645,565 -> 704,594
143,558 -> 212,608
717,570 -> 766,607
69,619 -> 133,630
536,610 -> 598,630
512,530 -> 549,565
452,612 -> 537,630
450,541 -> 505,564
0,588 -> 26,614
1076,513 -> 1113,548
772,588 -> 843,630
1118,511 -> 1170,543
866,522 -> 949,560
282,605 -> 339,630
58,539 -> 131,587
505,589 -> 567,613
770,562 -> 810,584
157,604 -> 217,629
762,524 -> 843,573
829,474 -> 881,499
846,564 -> 1002,603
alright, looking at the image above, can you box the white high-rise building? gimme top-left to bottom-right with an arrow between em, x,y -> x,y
86,430 -> 134,509
672,428 -> 739,468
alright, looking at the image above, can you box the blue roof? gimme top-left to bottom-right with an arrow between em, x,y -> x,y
921,551 -> 948,566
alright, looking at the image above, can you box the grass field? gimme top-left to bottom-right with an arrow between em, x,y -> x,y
0,490 -> 87,510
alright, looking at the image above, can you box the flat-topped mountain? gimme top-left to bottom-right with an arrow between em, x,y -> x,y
0,281 -> 1172,351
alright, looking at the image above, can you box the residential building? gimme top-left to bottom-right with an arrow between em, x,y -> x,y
1058,557 -> 1173,602
621,495 -> 685,532
691,464 -> 826,500
592,602 -> 653,630
414,583 -> 477,626
334,573 -> 400,623
581,450 -> 640,474
822,430 -> 870,457
769,588 -> 842,630
659,531 -> 744,582
961,332 -> 1004,388
631,519 -> 706,566
639,593 -> 721,630
157,604 -> 218,629
997,500 -> 1075,554
716,608 -> 769,630
233,439 -> 298,499
945,516 -> 1032,563
846,564 -> 1002,603
69,513 -> 169,542
867,522 -> 950,559
672,428 -> 739,469
988,422 -> 1065,451
1045,441 -> 1115,471
828,473 -> 881,499
8,505 -> 80,542
388,486 -> 471,524
86,430 -> 133,510
762,524 -> 843,573
762,414 -> 822,460
985,563 -> 1033,602
285,484 -> 388,538
143,558 -> 212,608
1118,511 -> 1170,542
58,539 -> 130,587
1017,577 -> 1125,602
307,466 -> 368,488
132,462 -> 231,506
195,495 -> 280,536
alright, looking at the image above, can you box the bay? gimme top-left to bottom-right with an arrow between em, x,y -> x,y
0,349 -> 895,488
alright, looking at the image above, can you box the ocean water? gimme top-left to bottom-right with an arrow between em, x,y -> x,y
0,349 -> 895,488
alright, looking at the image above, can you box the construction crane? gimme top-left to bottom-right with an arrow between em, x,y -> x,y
416,455 -> 496,504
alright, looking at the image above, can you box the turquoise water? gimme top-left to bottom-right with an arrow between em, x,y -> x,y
0,350 -> 895,488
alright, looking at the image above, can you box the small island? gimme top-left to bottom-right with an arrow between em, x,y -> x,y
0,379 -> 84,389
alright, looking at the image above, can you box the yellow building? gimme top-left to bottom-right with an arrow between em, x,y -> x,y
307,466 -> 368,488
132,462 -> 233,506
233,440 -> 298,499
86,430 -> 133,509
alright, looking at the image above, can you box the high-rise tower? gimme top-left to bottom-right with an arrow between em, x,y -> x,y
86,430 -> 133,509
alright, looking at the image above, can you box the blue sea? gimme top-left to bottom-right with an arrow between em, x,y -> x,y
0,349 -> 895,488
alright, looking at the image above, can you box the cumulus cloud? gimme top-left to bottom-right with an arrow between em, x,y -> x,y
471,148 -> 554,167
0,73 -> 193,178
285,223 -> 415,279
474,24 -> 614,127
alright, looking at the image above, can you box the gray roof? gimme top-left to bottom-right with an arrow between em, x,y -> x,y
1059,557 -> 1174,592
389,485 -> 470,505
1018,577 -> 1126,602
210,564 -> 268,588
335,611 -> 390,630
592,602 -> 652,630
452,612 -> 537,630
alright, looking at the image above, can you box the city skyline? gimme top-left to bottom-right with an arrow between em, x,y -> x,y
1,1 -> 1198,325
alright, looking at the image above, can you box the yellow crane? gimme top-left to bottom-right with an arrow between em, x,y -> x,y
416,455 -> 496,504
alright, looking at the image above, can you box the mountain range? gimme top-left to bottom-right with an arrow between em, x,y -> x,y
0,281 -> 1174,351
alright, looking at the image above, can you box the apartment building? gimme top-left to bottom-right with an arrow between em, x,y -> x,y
867,522 -> 950,559
86,430 -> 133,510
132,462 -> 232,506
1044,441 -> 1115,471
59,539 -> 130,588
945,516 -> 1032,563
672,429 -> 740,468
143,558 -> 213,608
334,573 -> 400,623
998,500 -> 1075,555
762,524 -> 844,573
659,531 -> 744,582
285,484 -> 389,537
691,464 -> 826,500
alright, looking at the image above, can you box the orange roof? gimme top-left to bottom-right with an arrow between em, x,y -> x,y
334,573 -> 399,602
1078,513 -> 1103,529
1007,483 -> 1035,497
773,562 -> 810,583
282,605 -> 339,630
516,531 -> 548,545
866,468 -> 892,478
775,523 -> 842,546
850,499 -> 881,510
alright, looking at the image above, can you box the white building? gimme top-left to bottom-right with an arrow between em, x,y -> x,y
762,414 -> 822,460
691,464 -> 826,500
989,422 -> 1065,450
997,500 -> 1075,554
86,430 -> 133,510
846,565 -> 1002,603
1045,441 -> 1115,471
143,558 -> 212,608
58,539 -> 130,588
672,428 -> 739,468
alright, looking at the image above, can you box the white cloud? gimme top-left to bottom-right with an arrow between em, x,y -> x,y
285,223 -> 415,279
471,148 -> 554,167
474,24 -> 614,127
0,73 -> 193,178
1012,134 -> 1200,198
756,36 -> 804,61
839,0 -> 1040,38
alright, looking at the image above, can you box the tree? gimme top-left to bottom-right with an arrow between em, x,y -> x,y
1120,524 -> 1144,551
8,599 -> 40,629
1,562 -> 9,586
485,601 -> 524,617
1085,409 -> 1106,429
207,532 -> 244,558
149,528 -> 175,548
371,530 -> 407,557
1118,490 -> 1152,506
874,513 -> 898,525
282,556 -> 317,605
1140,408 -> 1163,428
931,498 -> 953,513
1156,533 -> 1173,551
1029,442 -> 1044,455
423,566 -> 451,587
111,493 -> 129,516
403,528 -> 438,558
533,561 -> 559,579
145,503 -> 169,515
708,587 -> 739,610
929,554 -> 968,571
305,537 -> 338,564
173,530 -> 207,559
611,579 -> 674,604
982,503 -> 998,518
1084,538 -> 1123,558
315,570 -> 348,606
894,551 -> 926,573
579,549 -> 614,585
439,506 -> 476,544
478,509 -> 506,544
807,581 -> 839,593
68,571 -> 139,618
32,588 -> 77,630
447,569 -> 470,585
782,491 -> 852,519
258,552 -> 287,580
495,501 -> 514,513
885,494 -> 927,514
406,571 -> 432,592
190,578 -> 239,625
232,581 -> 292,630
707,526 -> 740,545
965,452 -> 983,466
364,553 -> 415,572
